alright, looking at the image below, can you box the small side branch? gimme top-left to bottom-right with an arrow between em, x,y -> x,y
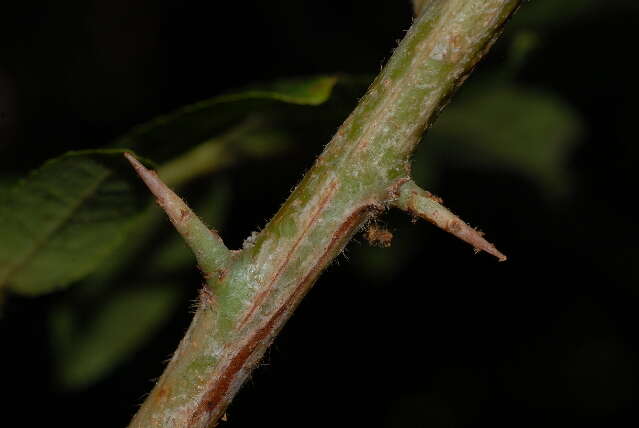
125,153 -> 232,280
394,180 -> 507,261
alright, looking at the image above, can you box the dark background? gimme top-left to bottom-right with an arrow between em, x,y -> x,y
2,0 -> 638,427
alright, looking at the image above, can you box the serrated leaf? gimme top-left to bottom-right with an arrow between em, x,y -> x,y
0,150 -> 148,295
51,284 -> 180,389
428,84 -> 582,193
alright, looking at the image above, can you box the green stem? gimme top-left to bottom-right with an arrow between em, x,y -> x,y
412,0 -> 429,16
129,1 -> 521,426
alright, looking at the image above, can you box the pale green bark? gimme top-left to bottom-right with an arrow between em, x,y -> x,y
128,1 -> 521,426
413,0 -> 429,15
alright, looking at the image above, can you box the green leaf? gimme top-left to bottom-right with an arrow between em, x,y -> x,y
50,284 -> 180,389
114,75 -> 339,163
0,76 -> 346,297
0,175 -> 17,202
80,76 -> 341,286
510,0 -> 600,30
506,30 -> 540,73
428,83 -> 583,193
233,75 -> 339,105
0,150 -> 148,295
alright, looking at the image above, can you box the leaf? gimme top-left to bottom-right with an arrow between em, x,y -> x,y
509,0 -> 600,30
0,150 -> 149,295
506,30 -> 540,73
0,175 -> 17,202
87,102 -> 300,286
427,83 -> 583,193
81,76 -> 342,284
114,75 -> 339,163
0,76 -> 346,297
50,284 -> 180,389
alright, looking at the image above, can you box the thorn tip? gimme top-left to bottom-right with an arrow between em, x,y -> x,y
394,180 -> 507,262
123,152 -> 231,279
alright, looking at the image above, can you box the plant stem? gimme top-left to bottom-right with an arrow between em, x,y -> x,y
128,1 -> 521,426
413,0 -> 429,16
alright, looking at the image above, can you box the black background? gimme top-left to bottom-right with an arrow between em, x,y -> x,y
2,1 -> 639,427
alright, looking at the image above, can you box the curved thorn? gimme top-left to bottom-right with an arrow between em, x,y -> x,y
394,180 -> 507,262
125,152 -> 232,280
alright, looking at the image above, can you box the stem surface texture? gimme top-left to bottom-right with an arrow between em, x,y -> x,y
129,1 -> 521,426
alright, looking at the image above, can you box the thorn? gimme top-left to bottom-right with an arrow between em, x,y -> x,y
124,152 -> 233,278
393,180 -> 507,262
125,153 -> 183,221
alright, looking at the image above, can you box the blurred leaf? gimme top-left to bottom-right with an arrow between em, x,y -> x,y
80,76 -> 324,290
0,175 -> 17,201
82,76 -> 341,283
510,0 -> 600,30
157,124 -> 294,188
51,284 -> 180,389
114,75 -> 339,162
386,393 -> 457,428
503,300 -> 636,412
506,30 -> 540,73
0,150 -> 149,296
237,75 -> 339,105
234,127 -> 293,158
428,84 -> 583,193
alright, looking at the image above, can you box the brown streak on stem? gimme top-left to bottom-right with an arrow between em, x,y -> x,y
190,205 -> 373,424
190,313 -> 281,424
237,179 -> 339,329
127,3 -> 521,425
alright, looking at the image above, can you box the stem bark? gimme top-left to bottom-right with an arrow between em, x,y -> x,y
129,1 -> 521,426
